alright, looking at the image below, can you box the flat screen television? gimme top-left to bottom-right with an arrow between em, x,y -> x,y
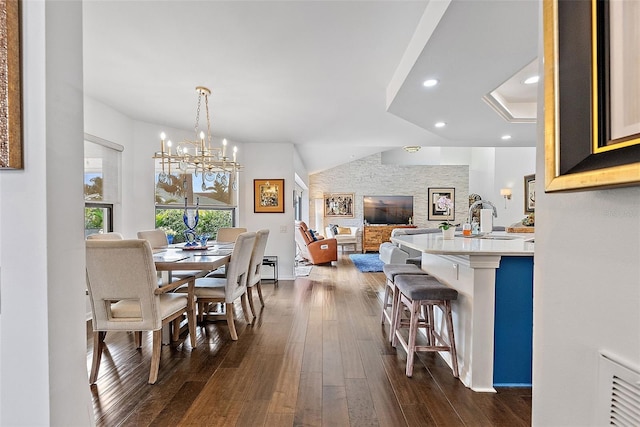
363,195 -> 413,225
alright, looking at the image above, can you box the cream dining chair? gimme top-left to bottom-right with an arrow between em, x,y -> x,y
246,229 -> 270,318
215,227 -> 247,243
177,231 -> 256,340
85,239 -> 197,384
205,227 -> 248,278
86,232 -> 124,240
136,229 -> 169,249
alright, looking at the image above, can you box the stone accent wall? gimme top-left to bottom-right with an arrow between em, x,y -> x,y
309,153 -> 469,229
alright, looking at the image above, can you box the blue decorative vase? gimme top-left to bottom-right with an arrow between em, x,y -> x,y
183,198 -> 200,247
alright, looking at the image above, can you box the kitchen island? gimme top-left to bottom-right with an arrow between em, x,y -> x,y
391,232 -> 534,392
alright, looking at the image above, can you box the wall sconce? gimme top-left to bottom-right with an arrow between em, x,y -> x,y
500,188 -> 512,208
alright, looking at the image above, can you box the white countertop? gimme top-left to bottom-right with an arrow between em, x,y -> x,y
391,232 -> 534,256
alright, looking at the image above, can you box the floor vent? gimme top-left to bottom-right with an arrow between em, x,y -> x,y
599,353 -> 640,426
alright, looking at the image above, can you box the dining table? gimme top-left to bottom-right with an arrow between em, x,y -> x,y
153,245 -> 232,279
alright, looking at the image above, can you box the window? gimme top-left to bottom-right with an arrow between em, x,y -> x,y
85,203 -> 113,237
84,134 -> 122,237
154,206 -> 234,243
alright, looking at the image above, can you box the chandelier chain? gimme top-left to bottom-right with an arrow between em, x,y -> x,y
205,92 -> 212,145
195,92 -> 202,140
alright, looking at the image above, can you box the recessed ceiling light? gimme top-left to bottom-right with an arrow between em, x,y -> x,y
423,79 -> 439,87
523,76 -> 539,85
434,122 -> 446,128
501,135 -> 512,140
403,145 -> 421,153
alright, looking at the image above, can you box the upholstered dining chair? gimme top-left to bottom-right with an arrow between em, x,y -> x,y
246,229 -> 270,318
205,227 -> 248,278
86,232 -> 124,240
177,231 -> 256,340
136,229 -> 169,249
85,239 -> 197,384
216,227 -> 247,243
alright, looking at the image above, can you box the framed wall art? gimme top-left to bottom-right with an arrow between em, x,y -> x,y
324,193 -> 354,217
543,0 -> 640,192
0,0 -> 23,169
524,174 -> 535,213
427,187 -> 455,221
254,179 -> 284,213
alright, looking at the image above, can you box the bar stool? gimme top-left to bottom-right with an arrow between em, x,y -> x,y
392,274 -> 459,378
381,264 -> 429,341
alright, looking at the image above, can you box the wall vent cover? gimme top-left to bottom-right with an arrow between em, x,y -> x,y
598,353 -> 640,426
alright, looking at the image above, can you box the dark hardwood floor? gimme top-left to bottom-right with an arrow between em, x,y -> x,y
87,253 -> 531,426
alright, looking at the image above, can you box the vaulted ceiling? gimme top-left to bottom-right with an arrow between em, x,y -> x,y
83,0 -> 539,174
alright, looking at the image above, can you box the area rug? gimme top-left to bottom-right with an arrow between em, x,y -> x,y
349,253 -> 384,273
295,265 -> 313,277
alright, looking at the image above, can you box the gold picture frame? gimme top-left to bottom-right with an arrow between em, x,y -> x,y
544,0 -> 640,192
254,179 -> 284,213
324,193 -> 354,217
0,0 -> 23,169
524,174 -> 535,213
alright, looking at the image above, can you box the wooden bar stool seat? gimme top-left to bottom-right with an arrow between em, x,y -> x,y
392,274 -> 459,378
381,264 -> 428,341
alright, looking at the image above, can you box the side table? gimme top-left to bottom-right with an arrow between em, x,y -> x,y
262,255 -> 278,285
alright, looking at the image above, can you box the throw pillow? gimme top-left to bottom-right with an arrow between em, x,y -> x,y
337,227 -> 351,235
331,225 -> 339,236
308,229 -> 318,241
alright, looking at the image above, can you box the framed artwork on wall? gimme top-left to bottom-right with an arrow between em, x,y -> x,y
428,187 -> 455,221
324,193 -> 354,217
254,179 -> 284,213
524,174 -> 535,213
0,0 -> 23,169
543,0 -> 639,192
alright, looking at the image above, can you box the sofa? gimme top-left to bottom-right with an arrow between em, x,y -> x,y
295,221 -> 338,265
325,225 -> 360,252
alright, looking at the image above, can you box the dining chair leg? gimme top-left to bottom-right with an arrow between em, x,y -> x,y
187,298 -> 197,349
246,287 -> 257,318
171,319 -> 180,342
89,331 -> 106,384
240,293 -> 252,324
256,281 -> 265,306
149,329 -> 162,384
134,331 -> 142,348
226,302 -> 238,340
198,301 -> 205,323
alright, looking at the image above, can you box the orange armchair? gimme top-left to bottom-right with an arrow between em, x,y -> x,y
295,221 -> 338,265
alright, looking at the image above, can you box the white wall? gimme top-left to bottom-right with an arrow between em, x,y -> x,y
531,4 -> 640,423
0,1 -> 93,425
492,147 -> 536,226
240,143 -> 297,280
469,147 -> 495,204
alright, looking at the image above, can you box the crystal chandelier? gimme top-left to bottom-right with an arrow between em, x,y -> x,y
153,86 -> 242,188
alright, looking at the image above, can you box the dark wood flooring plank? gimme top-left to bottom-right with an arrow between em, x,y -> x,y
322,386 -> 350,427
294,371 -> 323,426
345,378 -> 380,427
267,342 -> 304,415
357,339 -> 408,427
